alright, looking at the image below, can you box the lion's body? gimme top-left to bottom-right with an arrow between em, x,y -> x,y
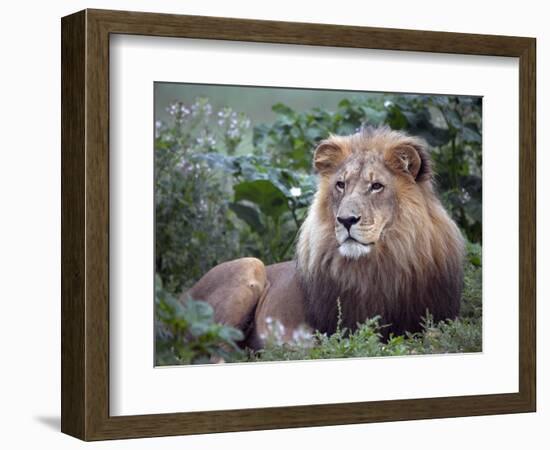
297,177 -> 464,338
186,259 -> 303,349
183,127 -> 464,349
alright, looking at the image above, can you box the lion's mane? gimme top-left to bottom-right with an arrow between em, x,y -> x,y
296,127 -> 465,336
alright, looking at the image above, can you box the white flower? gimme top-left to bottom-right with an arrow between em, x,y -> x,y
166,104 -> 178,115
290,187 -> 302,197
291,326 -> 314,348
275,321 -> 285,335
154,120 -> 163,138
227,128 -> 240,139
384,100 -> 393,108
176,156 -> 185,166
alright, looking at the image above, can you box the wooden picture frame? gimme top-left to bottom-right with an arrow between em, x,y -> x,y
61,8 -> 536,441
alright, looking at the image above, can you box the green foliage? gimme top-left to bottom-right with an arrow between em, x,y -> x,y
156,99 -> 318,289
253,315 -> 482,362
155,99 -> 251,292
253,94 -> 482,243
155,275 -> 245,365
461,240 -> 483,321
230,154 -> 316,262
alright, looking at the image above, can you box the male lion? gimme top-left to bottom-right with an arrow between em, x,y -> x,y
183,126 -> 465,349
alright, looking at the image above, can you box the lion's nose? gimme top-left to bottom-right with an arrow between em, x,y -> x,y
337,215 -> 361,231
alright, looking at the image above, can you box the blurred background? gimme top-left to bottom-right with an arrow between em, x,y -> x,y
154,83 -> 483,365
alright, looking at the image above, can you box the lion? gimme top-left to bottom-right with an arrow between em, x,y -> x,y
182,126 -> 465,349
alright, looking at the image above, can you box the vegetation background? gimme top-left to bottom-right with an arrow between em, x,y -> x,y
154,83 -> 482,365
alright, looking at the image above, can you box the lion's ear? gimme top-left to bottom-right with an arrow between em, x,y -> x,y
313,137 -> 351,175
385,138 -> 431,182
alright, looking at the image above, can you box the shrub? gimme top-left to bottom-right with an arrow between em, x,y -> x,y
155,99 -> 251,292
155,275 -> 245,365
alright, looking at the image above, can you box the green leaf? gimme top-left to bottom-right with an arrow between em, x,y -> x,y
229,202 -> 265,233
386,105 -> 408,130
432,96 -> 450,107
219,327 -> 244,342
336,122 -> 357,136
457,96 -> 475,106
469,254 -> 482,267
190,322 -> 210,337
338,99 -> 351,108
234,179 -> 289,219
360,106 -> 386,126
443,109 -> 462,130
183,298 -> 214,323
272,103 -> 295,117
305,127 -> 323,141
461,124 -> 482,144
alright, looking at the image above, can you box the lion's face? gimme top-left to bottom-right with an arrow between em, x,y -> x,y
312,127 -> 430,260
330,154 -> 397,259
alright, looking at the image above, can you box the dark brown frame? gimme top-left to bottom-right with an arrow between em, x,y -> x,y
61,8 -> 536,441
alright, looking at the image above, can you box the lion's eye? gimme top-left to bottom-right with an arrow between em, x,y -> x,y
371,182 -> 384,192
336,181 -> 345,190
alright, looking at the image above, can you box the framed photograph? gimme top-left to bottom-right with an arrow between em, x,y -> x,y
61,9 -> 536,441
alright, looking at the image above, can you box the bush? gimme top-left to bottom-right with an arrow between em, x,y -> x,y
155,275 -> 245,365
252,316 -> 482,362
155,99 -> 251,292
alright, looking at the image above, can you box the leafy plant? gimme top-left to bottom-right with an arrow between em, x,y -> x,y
253,95 -> 482,243
229,154 -> 316,262
155,98 -> 251,292
155,275 -> 245,365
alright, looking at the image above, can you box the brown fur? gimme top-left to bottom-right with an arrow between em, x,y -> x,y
183,127 -> 464,348
297,126 -> 464,336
